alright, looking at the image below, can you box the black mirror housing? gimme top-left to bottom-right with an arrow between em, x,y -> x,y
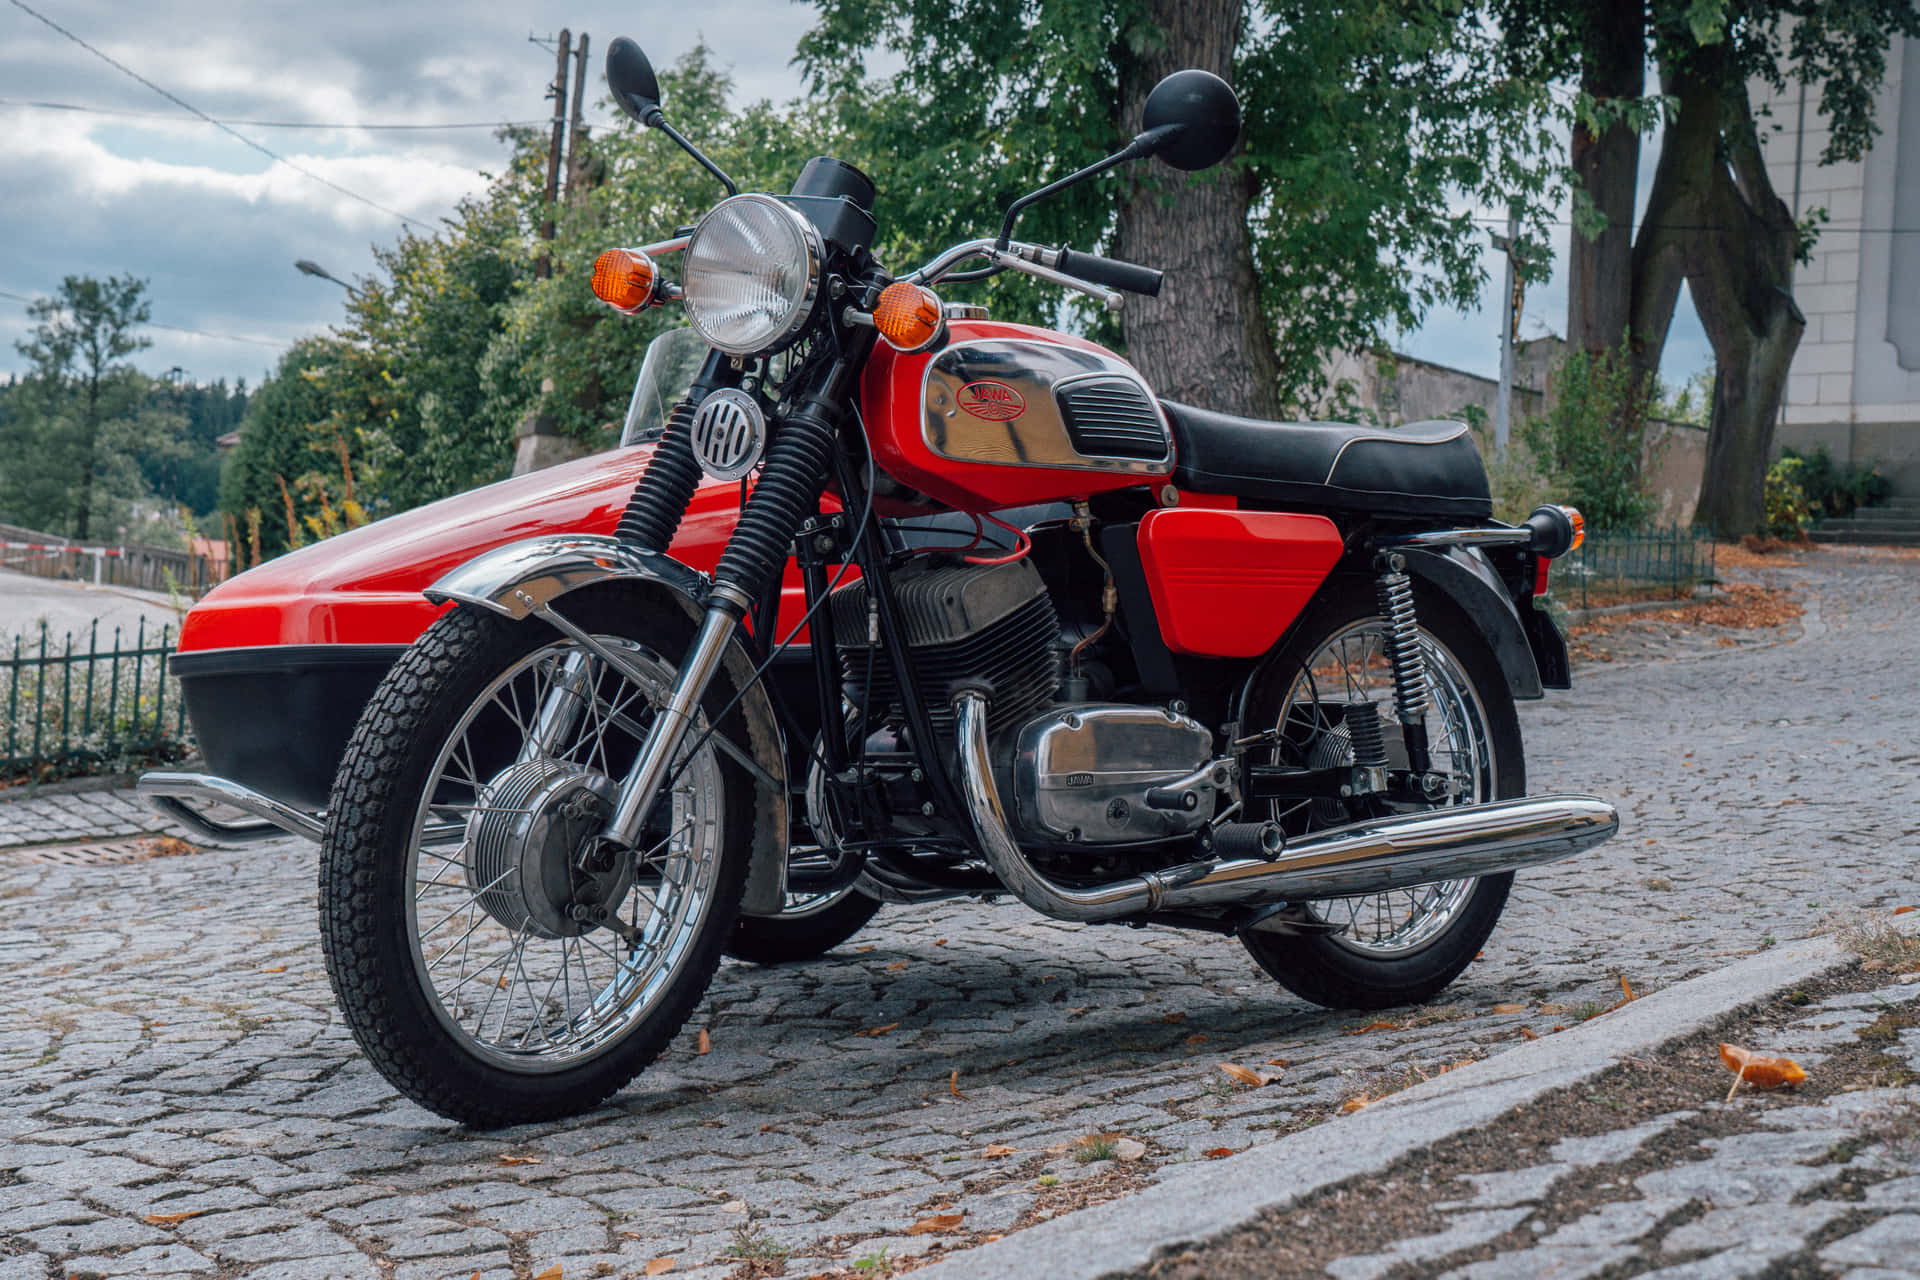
607,37 -> 663,125
1140,69 -> 1241,171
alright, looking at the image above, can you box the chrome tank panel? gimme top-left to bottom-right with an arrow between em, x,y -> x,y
921,338 -> 1172,474
1008,704 -> 1215,846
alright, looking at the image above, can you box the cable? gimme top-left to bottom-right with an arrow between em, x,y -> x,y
9,0 -> 432,231
963,512 -> 1031,566
0,98 -> 542,130
0,288 -> 286,349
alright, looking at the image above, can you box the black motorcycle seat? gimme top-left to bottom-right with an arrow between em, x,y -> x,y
1161,401 -> 1493,520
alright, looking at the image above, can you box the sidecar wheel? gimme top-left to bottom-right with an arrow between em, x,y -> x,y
1237,581 -> 1525,1011
318,586 -> 759,1127
726,886 -> 881,965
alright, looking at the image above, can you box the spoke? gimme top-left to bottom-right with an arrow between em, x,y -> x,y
474,919 -> 528,1042
419,863 -> 520,940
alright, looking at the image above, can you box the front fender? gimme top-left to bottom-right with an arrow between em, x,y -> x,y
425,534 -> 792,916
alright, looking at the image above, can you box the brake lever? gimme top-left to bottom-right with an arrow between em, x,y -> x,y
978,245 -> 1124,311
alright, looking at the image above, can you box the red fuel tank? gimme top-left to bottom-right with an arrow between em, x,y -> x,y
860,320 -> 1175,511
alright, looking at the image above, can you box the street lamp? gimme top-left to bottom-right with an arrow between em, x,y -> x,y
293,259 -> 354,293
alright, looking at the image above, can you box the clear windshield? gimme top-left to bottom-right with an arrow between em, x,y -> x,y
620,326 -> 711,446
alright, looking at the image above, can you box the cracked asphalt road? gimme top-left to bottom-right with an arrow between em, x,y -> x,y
2,546 -> 1915,1280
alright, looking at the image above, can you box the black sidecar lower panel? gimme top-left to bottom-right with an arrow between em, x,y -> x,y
174,645 -> 403,812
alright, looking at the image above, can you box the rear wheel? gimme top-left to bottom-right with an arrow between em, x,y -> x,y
726,882 -> 882,965
1238,579 -> 1524,1010
318,586 -> 760,1126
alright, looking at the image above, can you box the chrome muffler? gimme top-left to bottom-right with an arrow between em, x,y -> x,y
952,691 -> 1616,924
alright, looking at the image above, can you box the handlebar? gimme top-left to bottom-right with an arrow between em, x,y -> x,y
1053,248 -> 1163,298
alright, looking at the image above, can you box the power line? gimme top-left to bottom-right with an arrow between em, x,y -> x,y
0,97 -> 542,130
1465,214 -> 1920,234
0,288 -> 287,349
8,0 -> 433,231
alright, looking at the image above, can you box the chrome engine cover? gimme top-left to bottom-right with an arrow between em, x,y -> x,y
1008,704 -> 1216,846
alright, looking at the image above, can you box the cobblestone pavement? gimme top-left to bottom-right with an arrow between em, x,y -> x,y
1144,968 -> 1920,1279
2,547 -> 1916,1280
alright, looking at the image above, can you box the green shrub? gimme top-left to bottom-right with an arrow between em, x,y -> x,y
1519,345 -> 1659,532
1780,445 -> 1891,518
1763,456 -> 1817,538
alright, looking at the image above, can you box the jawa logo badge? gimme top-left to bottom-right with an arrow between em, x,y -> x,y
958,380 -> 1026,421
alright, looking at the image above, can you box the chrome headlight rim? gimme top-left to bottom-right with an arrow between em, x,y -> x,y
682,193 -> 824,358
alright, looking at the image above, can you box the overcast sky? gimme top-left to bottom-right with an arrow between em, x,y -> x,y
0,0 -> 1712,394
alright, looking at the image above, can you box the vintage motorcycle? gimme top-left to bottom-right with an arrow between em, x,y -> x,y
143,39 -> 1615,1126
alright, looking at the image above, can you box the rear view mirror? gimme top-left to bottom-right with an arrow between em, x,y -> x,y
1141,70 -> 1241,171
607,37 -> 664,126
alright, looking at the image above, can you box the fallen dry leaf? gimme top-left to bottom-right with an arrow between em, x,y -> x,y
857,1022 -> 900,1038
1620,975 -> 1637,1002
1346,1020 -> 1402,1035
143,1210 -> 204,1226
1520,1027 -> 1540,1041
1204,1146 -> 1235,1159
886,960 -> 909,971
1184,1033 -> 1208,1045
644,1260 -> 675,1277
1720,1043 -> 1808,1099
497,1155 -> 542,1166
1217,1063 -> 1264,1087
1161,1012 -> 1187,1024
1896,906 -> 1917,915
983,1144 -> 1019,1157
1340,1095 -> 1371,1113
949,1069 -> 966,1100
857,945 -> 876,952
696,1029 -> 711,1055
534,1265 -> 563,1280
1489,1003 -> 1527,1014
906,1212 -> 966,1235
935,938 -> 947,945
259,966 -> 287,974
1266,1057 -> 1290,1068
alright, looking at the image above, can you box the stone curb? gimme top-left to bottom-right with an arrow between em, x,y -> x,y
910,933 -> 1852,1280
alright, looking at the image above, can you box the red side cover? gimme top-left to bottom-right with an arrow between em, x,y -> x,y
1136,508 -> 1343,658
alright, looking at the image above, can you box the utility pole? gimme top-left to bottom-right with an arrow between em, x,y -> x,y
565,33 -> 591,202
537,27 -> 571,279
1490,208 -> 1522,463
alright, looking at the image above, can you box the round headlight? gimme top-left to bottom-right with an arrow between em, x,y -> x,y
681,194 -> 823,357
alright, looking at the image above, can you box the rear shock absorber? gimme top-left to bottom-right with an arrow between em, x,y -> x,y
1375,553 -> 1433,778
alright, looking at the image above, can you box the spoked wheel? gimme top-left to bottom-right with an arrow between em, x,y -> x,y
1239,580 -> 1525,1010
319,585 -> 759,1126
725,875 -> 882,965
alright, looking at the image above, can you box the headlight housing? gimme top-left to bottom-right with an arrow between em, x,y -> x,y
681,194 -> 823,357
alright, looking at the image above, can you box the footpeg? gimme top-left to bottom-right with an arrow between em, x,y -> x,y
1212,820 -> 1283,861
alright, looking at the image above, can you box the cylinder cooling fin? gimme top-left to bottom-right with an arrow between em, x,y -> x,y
829,558 -> 1059,741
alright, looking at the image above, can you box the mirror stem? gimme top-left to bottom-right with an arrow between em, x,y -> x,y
994,124 -> 1183,249
651,115 -> 739,197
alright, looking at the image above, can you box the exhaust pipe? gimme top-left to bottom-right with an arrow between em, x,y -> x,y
952,691 -> 1616,924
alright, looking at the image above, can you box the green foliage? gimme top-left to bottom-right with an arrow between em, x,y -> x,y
1652,366 -> 1714,427
799,0 -> 1560,408
1780,444 -> 1890,518
220,337 -> 372,558
1519,346 -> 1659,531
1762,455 -> 1816,537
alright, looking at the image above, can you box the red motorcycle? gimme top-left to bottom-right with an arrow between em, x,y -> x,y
144,39 -> 1614,1126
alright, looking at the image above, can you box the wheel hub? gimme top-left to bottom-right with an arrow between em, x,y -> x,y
464,759 -> 624,939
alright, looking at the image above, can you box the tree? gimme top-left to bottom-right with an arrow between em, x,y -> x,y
800,0 -> 1557,417
10,275 -> 151,539
221,337 -> 369,558
1509,0 -> 1920,535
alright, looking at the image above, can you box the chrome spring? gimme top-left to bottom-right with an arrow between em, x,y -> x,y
1375,564 -> 1429,725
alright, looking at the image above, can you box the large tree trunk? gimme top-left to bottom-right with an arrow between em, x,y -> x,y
1111,0 -> 1283,418
1566,0 -> 1644,355
1676,57 -> 1806,537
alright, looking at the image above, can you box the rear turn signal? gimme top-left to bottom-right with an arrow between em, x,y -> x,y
591,248 -> 657,313
1524,504 -> 1584,559
873,282 -> 947,352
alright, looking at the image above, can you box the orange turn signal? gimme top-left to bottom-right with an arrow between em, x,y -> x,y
873,282 -> 946,352
1561,505 -> 1585,552
591,248 -> 657,313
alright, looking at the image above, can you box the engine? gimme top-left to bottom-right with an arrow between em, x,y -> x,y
829,557 -> 1219,851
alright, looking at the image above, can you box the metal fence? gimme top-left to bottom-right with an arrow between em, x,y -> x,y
0,522 -> 226,595
1548,524 -> 1718,611
2,619 -> 191,785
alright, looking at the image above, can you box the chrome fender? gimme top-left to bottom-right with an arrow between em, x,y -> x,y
425,535 -> 790,917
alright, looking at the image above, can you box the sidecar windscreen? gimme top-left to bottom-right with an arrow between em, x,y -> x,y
621,326 -> 709,446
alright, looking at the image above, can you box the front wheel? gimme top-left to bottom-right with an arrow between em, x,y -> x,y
318,585 -> 761,1127
1238,578 -> 1525,1010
